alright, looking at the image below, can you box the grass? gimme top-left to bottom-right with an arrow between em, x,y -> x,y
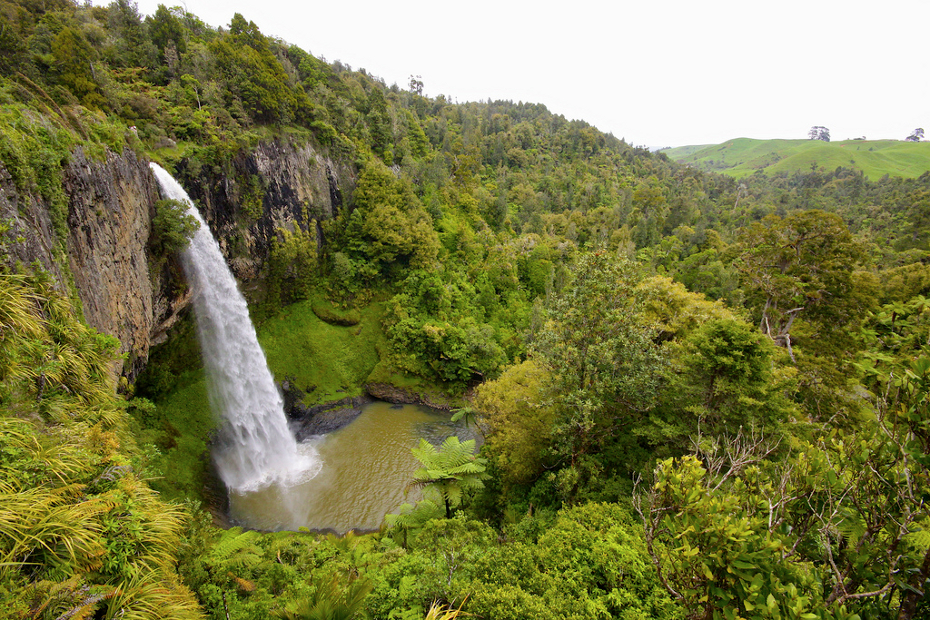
257,294 -> 386,404
132,316 -> 215,501
138,291 -> 456,501
658,144 -> 713,159
257,292 -> 464,406
664,138 -> 930,180
143,370 -> 214,501
311,297 -> 362,326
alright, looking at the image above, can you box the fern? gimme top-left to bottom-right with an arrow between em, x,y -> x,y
408,436 -> 488,519
205,528 -> 266,577
905,520 -> 930,551
833,507 -> 867,549
24,576 -> 118,620
384,499 -> 443,548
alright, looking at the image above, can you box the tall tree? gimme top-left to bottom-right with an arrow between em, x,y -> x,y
808,125 -> 830,141
533,252 -> 665,475
209,14 -> 298,123
731,210 -> 866,361
148,4 -> 187,55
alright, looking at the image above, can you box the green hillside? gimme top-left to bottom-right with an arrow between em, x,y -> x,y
659,143 -> 713,159
663,137 -> 930,179
4,0 -> 930,618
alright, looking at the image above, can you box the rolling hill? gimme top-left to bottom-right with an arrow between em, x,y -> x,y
661,137 -> 930,180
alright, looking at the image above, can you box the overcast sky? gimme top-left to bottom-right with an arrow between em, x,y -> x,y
124,0 -> 927,147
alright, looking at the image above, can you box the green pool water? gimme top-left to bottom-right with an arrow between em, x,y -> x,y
227,401 -> 476,533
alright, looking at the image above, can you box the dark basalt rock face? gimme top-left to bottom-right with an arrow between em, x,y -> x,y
280,377 -> 372,440
2,138 -> 356,382
64,147 -> 178,380
175,139 -> 356,281
1,147 -> 183,381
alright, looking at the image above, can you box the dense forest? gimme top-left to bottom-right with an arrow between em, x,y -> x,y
1,1 -> 929,618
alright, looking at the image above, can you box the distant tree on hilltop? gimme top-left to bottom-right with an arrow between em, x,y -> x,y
906,128 -> 925,142
808,125 -> 830,142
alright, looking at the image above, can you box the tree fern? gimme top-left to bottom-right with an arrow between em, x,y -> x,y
409,436 -> 487,519
384,500 -> 443,548
905,519 -> 930,551
833,507 -> 867,550
205,527 -> 266,577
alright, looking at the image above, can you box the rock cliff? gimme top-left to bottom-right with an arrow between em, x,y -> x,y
1,138 -> 356,381
176,139 -> 355,280
0,161 -> 67,286
64,148 -> 166,380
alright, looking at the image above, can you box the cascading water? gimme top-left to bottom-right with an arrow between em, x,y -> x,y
149,163 -> 321,495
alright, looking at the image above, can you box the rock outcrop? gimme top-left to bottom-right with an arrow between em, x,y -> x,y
176,139 -> 356,280
364,382 -> 456,411
64,147 -> 165,380
1,138 -> 356,381
280,378 -> 373,439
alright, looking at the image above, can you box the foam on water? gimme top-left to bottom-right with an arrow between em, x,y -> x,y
150,163 -> 321,494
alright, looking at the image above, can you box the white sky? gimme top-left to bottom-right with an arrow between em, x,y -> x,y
125,0 -> 927,147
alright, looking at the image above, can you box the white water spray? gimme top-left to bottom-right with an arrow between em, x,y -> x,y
150,163 -> 321,494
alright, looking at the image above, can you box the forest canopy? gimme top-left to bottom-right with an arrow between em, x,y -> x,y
1,0 -> 929,618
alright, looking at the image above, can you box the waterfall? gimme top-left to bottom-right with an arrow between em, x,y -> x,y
150,163 -> 321,494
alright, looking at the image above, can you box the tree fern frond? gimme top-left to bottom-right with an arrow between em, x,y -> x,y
411,439 -> 438,463
206,528 -> 264,573
449,462 -> 485,475
21,576 -> 118,620
834,509 -> 867,548
384,500 -> 442,530
443,485 -> 463,507
906,520 -> 930,551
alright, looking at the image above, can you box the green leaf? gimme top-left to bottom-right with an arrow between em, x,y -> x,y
702,563 -> 714,580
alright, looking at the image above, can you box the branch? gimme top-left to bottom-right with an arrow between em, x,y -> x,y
834,578 -> 894,604
784,332 -> 796,363
632,474 -> 683,601
689,426 -> 778,491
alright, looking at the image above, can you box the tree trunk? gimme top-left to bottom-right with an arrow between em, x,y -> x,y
898,547 -> 930,619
